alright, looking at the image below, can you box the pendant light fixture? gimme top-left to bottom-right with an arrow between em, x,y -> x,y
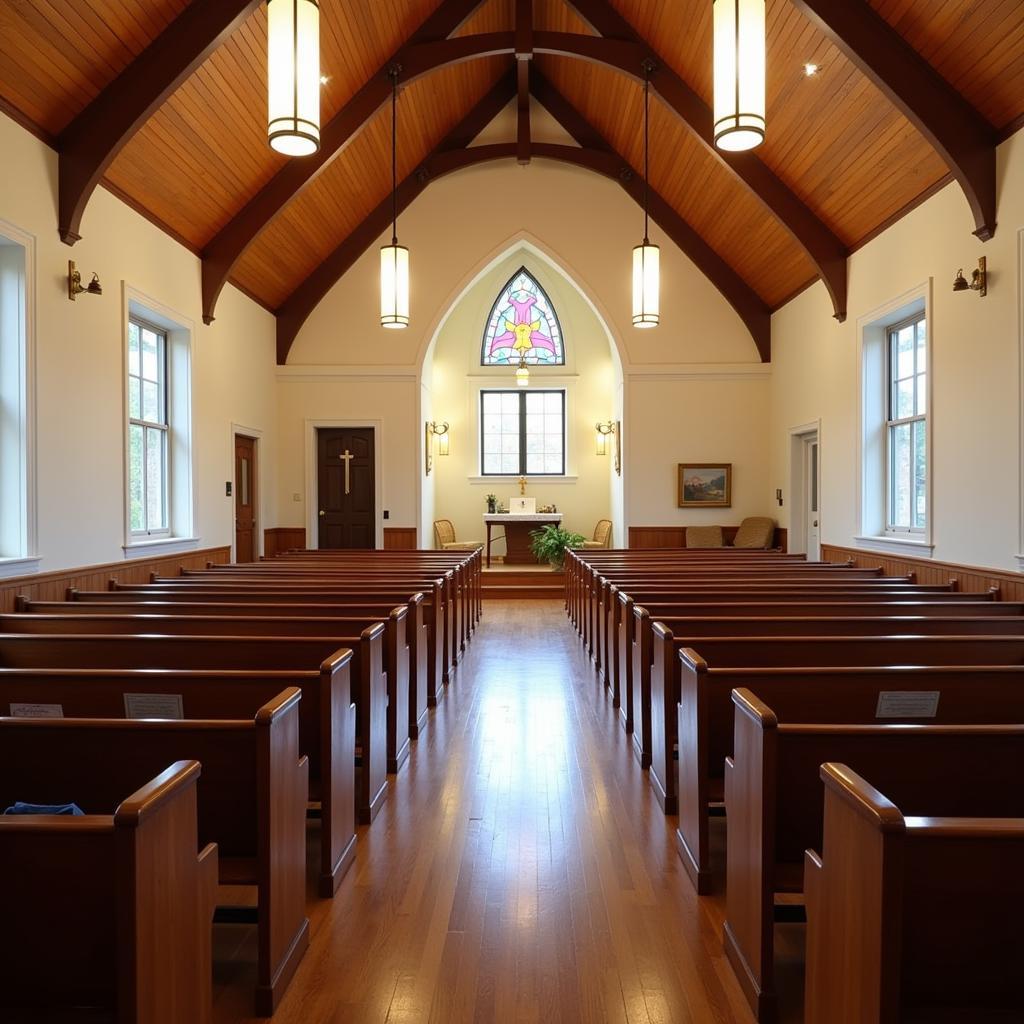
713,0 -> 766,153
515,354 -> 530,387
380,67 -> 410,329
632,63 -> 659,329
267,0 -> 321,156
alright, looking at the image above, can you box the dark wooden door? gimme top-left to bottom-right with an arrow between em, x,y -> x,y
317,428 -> 375,549
234,434 -> 256,563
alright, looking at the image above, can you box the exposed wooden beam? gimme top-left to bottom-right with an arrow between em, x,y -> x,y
531,72 -> 771,362
791,0 -> 997,241
518,62 -> 531,165
201,0 -> 489,324
57,0 -> 261,245
275,71 -> 773,364
275,73 -> 518,363
560,0 -> 847,322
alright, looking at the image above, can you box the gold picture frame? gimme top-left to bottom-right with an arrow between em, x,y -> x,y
677,463 -> 732,507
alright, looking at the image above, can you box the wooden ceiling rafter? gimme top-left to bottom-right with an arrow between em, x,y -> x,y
200,0 -> 491,325
561,0 -> 849,322
274,66 -> 772,365
57,0 -> 263,245
791,0 -> 997,241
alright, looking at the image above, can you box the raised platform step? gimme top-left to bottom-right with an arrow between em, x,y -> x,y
483,584 -> 564,600
482,568 -> 565,599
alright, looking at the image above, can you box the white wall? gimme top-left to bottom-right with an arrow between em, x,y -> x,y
0,114 -> 279,572
769,129 -> 1024,571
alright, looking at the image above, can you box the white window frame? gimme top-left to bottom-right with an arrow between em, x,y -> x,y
127,316 -> 170,538
0,219 -> 38,578
855,281 -> 934,556
122,286 -> 197,557
884,313 -> 928,534
479,388 -> 567,478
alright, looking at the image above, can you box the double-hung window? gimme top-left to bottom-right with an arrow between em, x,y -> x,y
885,314 -> 927,533
481,390 -> 565,476
128,318 -> 169,536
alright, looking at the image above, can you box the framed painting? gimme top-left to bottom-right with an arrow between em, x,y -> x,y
678,463 -> 732,508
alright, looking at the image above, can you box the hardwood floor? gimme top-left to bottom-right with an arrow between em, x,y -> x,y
213,600 -> 780,1023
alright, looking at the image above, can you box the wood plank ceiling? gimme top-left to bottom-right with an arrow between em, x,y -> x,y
0,0 -> 1020,359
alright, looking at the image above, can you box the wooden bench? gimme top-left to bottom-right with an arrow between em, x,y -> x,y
0,759 -> 218,1024
804,763 -> 1024,1024
23,593 -> 430,742
0,657 -> 356,898
0,630 -> 389,824
723,690 -> 1024,1021
0,690 -> 309,1016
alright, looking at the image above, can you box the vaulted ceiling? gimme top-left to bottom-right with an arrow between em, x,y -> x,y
1,0 -> 1021,362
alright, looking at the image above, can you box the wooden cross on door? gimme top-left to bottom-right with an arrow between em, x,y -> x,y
339,449 -> 354,495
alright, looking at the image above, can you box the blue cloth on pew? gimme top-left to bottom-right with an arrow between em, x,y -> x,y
3,802 -> 84,816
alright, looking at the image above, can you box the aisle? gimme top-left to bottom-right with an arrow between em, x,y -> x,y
216,600 -> 767,1024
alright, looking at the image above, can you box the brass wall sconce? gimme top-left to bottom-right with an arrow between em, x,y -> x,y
595,420 -> 621,475
953,257 -> 986,297
68,260 -> 102,301
425,420 -> 449,475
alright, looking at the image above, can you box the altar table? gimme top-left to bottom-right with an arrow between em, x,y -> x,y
484,513 -> 563,567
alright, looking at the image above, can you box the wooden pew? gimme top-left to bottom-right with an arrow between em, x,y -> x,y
804,763 -> 1024,1024
723,690 -> 1024,1021
674,658 -> 1024,894
23,593 -> 431,742
1,609 -> 410,776
0,658 -> 356,898
0,692 -> 310,1017
0,760 -> 218,1024
0,631 -> 388,824
641,613 -> 1024,806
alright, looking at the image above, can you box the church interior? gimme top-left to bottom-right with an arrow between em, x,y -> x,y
1,1 -> 1023,1021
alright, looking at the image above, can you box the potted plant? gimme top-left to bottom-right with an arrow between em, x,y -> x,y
529,523 -> 586,570
485,493 -> 497,514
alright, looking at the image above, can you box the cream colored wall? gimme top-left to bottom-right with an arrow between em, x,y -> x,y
769,129 -> 1024,571
0,114 -> 278,572
429,249 -> 616,550
282,154 -> 768,542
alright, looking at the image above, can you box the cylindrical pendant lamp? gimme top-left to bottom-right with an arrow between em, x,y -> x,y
380,69 -> 409,329
267,0 -> 321,156
632,243 -> 660,328
713,0 -> 766,152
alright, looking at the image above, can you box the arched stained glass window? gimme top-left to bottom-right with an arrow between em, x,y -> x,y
481,267 -> 564,366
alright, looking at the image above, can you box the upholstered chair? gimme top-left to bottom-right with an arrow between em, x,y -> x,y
731,516 -> 776,549
582,519 -> 613,549
685,525 -> 724,548
433,519 -> 483,551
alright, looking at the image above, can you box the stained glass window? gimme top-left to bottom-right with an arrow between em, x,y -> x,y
481,267 -> 564,366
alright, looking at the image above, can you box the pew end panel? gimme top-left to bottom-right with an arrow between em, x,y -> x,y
648,620 -> 677,813
408,593 -> 429,739
631,606 -> 654,769
385,605 -> 411,774
358,622 -> 389,825
722,689 -> 779,1023
676,647 -> 713,894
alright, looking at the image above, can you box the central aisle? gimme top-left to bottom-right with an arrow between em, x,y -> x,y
219,600 -> 765,1024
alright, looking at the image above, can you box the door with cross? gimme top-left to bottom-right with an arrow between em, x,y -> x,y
316,427 -> 375,548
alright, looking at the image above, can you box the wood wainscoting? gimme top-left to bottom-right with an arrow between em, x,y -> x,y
822,544 -> 1024,600
628,526 -> 788,551
0,546 -> 231,614
263,527 -> 419,555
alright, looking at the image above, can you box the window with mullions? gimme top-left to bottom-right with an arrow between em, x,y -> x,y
128,318 -> 169,535
886,314 -> 927,532
480,390 -> 565,476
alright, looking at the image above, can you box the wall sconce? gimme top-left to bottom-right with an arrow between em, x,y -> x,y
425,420 -> 449,475
953,257 -> 986,297
68,260 -> 102,301
595,420 -> 621,475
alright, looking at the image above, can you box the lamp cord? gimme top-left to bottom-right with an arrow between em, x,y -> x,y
391,70 -> 398,247
643,68 -> 650,246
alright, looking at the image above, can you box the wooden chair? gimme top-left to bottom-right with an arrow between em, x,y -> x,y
685,525 -> 724,548
433,519 -> 482,551
582,519 -> 613,549
731,516 -> 776,548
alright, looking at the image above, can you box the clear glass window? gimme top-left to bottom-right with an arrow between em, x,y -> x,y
886,315 -> 927,532
480,390 -> 565,476
128,319 -> 169,535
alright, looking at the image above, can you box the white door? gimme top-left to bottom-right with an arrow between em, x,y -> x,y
805,437 -> 820,560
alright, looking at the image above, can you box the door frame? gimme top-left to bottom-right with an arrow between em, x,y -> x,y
305,419 -> 384,550
229,422 -> 264,561
788,419 -> 821,556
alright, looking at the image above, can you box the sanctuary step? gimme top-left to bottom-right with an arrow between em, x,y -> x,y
481,567 -> 565,600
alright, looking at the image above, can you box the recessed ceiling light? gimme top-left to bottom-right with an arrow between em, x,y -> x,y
803,63 -> 819,77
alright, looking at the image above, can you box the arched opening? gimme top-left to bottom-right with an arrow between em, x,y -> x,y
419,239 -> 625,557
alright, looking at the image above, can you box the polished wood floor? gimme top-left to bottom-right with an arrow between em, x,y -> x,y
214,600 -> 791,1023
